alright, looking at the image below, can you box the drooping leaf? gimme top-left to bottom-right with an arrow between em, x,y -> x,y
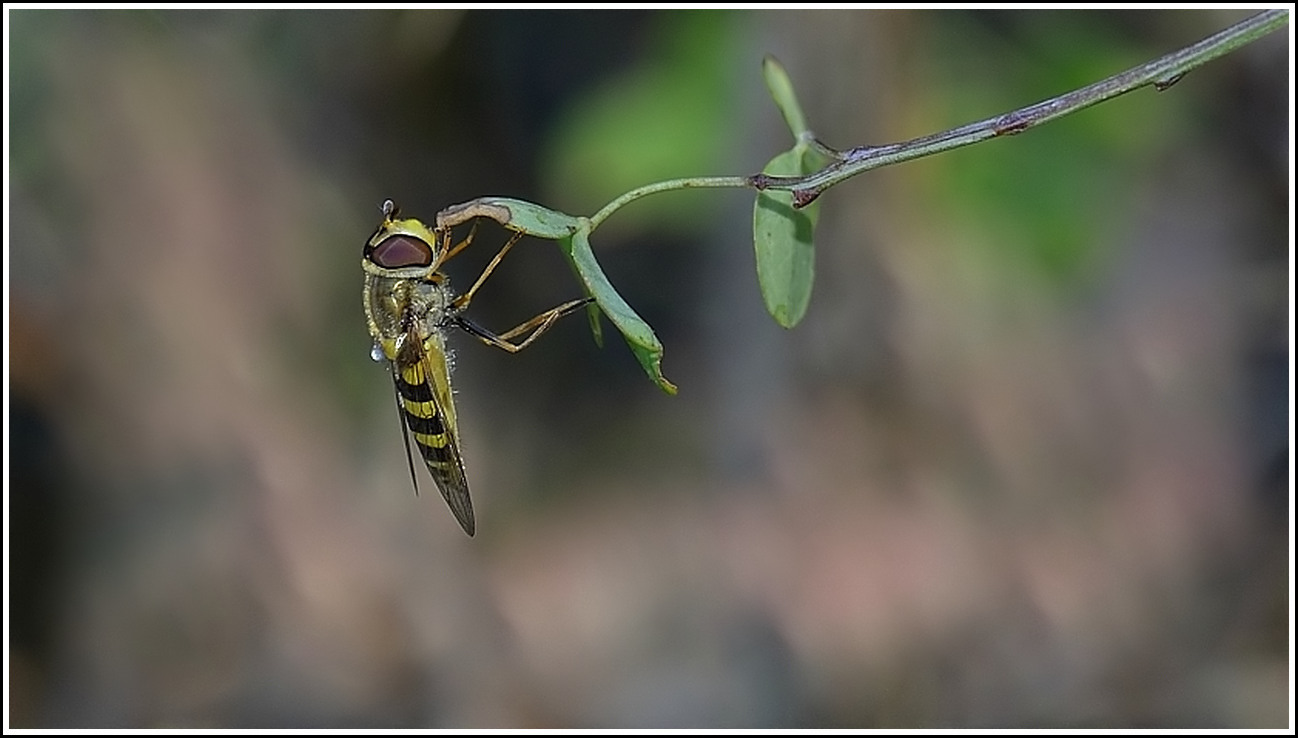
559,224 -> 676,394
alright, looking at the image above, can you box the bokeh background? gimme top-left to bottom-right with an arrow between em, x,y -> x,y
6,8 -> 1291,728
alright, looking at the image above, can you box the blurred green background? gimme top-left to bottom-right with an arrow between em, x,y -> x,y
7,9 -> 1289,728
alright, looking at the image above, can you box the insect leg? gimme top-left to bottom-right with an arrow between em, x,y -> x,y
454,297 -> 593,353
449,229 -> 524,312
431,221 -> 479,272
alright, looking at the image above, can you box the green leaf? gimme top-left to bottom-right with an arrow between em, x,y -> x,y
753,146 -> 823,328
762,55 -> 809,139
560,224 -> 676,395
437,197 -> 580,240
754,56 -> 826,328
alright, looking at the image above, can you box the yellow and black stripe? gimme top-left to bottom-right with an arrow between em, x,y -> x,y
393,336 -> 475,536
396,362 -> 456,468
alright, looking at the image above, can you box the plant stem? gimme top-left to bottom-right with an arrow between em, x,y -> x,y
588,175 -> 749,231
587,11 -> 1286,228
751,9 -> 1289,207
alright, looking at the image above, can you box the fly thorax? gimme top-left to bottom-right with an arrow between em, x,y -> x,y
363,275 -> 406,336
412,277 -> 456,330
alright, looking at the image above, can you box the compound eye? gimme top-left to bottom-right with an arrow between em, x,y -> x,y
368,234 -> 433,268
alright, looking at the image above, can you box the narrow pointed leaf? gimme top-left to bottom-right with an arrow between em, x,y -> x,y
762,55 -> 810,139
560,225 -> 676,394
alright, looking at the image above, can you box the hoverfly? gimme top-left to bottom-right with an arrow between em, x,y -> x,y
363,200 -> 589,536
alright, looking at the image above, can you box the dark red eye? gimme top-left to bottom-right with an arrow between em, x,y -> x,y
368,234 -> 433,268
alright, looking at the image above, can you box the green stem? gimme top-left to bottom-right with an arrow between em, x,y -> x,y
587,175 -> 749,231
753,9 -> 1289,206
586,10 -> 1285,226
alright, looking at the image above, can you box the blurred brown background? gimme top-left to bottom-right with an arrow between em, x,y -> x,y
6,9 -> 1290,728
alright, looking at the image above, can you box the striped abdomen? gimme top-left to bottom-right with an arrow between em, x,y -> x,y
393,333 -> 475,536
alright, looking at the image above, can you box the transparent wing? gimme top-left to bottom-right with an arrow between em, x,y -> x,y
393,331 -> 475,536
